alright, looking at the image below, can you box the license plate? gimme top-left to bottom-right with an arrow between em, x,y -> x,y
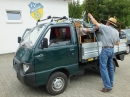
88,58 -> 93,61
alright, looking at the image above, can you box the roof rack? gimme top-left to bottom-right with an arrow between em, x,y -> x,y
36,16 -> 68,25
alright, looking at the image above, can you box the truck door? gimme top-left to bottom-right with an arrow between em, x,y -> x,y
34,25 -> 79,86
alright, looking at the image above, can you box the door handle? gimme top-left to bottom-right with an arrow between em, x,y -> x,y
54,48 -> 58,50
35,54 -> 44,58
70,48 -> 74,51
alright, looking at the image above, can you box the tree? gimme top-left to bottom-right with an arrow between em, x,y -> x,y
82,0 -> 99,21
69,1 -> 83,18
102,0 -> 130,28
82,0 -> 130,28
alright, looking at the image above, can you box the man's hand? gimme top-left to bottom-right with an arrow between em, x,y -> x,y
115,42 -> 120,45
88,13 -> 93,18
87,13 -> 100,27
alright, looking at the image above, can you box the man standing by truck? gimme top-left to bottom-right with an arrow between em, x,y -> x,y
88,13 -> 120,92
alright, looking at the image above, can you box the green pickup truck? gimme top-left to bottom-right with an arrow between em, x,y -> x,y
13,16 -> 126,95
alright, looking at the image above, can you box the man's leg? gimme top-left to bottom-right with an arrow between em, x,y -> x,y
107,49 -> 114,87
99,48 -> 111,89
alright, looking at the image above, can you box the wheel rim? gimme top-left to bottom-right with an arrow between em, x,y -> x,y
52,77 -> 65,92
126,46 -> 130,53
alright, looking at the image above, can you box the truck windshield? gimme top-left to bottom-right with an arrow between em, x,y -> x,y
20,25 -> 45,47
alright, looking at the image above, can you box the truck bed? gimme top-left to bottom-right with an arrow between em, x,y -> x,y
81,39 -> 127,61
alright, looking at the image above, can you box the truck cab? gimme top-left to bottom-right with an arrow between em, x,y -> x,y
13,16 -> 127,95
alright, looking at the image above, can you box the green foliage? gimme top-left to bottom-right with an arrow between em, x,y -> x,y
82,0 -> 99,21
69,1 -> 83,18
68,0 -> 130,28
100,0 -> 130,28
85,0 -> 130,28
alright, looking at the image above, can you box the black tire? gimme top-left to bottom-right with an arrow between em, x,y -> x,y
113,60 -> 116,72
126,45 -> 130,54
96,60 -> 116,72
46,72 -> 68,95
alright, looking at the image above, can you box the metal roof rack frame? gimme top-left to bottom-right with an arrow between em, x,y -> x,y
36,16 -> 68,25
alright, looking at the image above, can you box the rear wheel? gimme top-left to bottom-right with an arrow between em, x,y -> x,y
126,45 -> 130,54
113,60 -> 116,72
46,72 -> 68,95
96,60 -> 116,72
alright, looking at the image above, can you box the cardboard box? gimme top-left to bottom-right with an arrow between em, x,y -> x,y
84,39 -> 92,43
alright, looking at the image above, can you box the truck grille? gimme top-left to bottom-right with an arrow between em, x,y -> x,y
13,63 -> 19,72
13,59 -> 20,72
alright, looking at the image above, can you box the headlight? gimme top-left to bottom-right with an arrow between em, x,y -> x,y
23,64 -> 29,73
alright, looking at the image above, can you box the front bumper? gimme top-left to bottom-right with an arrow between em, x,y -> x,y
13,58 -> 36,87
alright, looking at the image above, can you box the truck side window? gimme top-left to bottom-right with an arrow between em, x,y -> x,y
42,26 -> 71,48
46,27 -> 71,47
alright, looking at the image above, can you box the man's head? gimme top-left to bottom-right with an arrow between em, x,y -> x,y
106,17 -> 117,27
59,28 -> 66,38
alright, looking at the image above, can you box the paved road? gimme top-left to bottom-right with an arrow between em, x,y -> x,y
0,53 -> 130,97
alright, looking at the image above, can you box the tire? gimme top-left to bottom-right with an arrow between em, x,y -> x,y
126,45 -> 130,54
113,60 -> 116,72
96,60 -> 116,72
46,72 -> 68,95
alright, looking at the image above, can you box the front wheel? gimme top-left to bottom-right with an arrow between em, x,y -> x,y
46,72 -> 68,95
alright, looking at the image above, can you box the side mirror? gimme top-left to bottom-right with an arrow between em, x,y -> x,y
18,37 -> 21,43
41,38 -> 48,49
